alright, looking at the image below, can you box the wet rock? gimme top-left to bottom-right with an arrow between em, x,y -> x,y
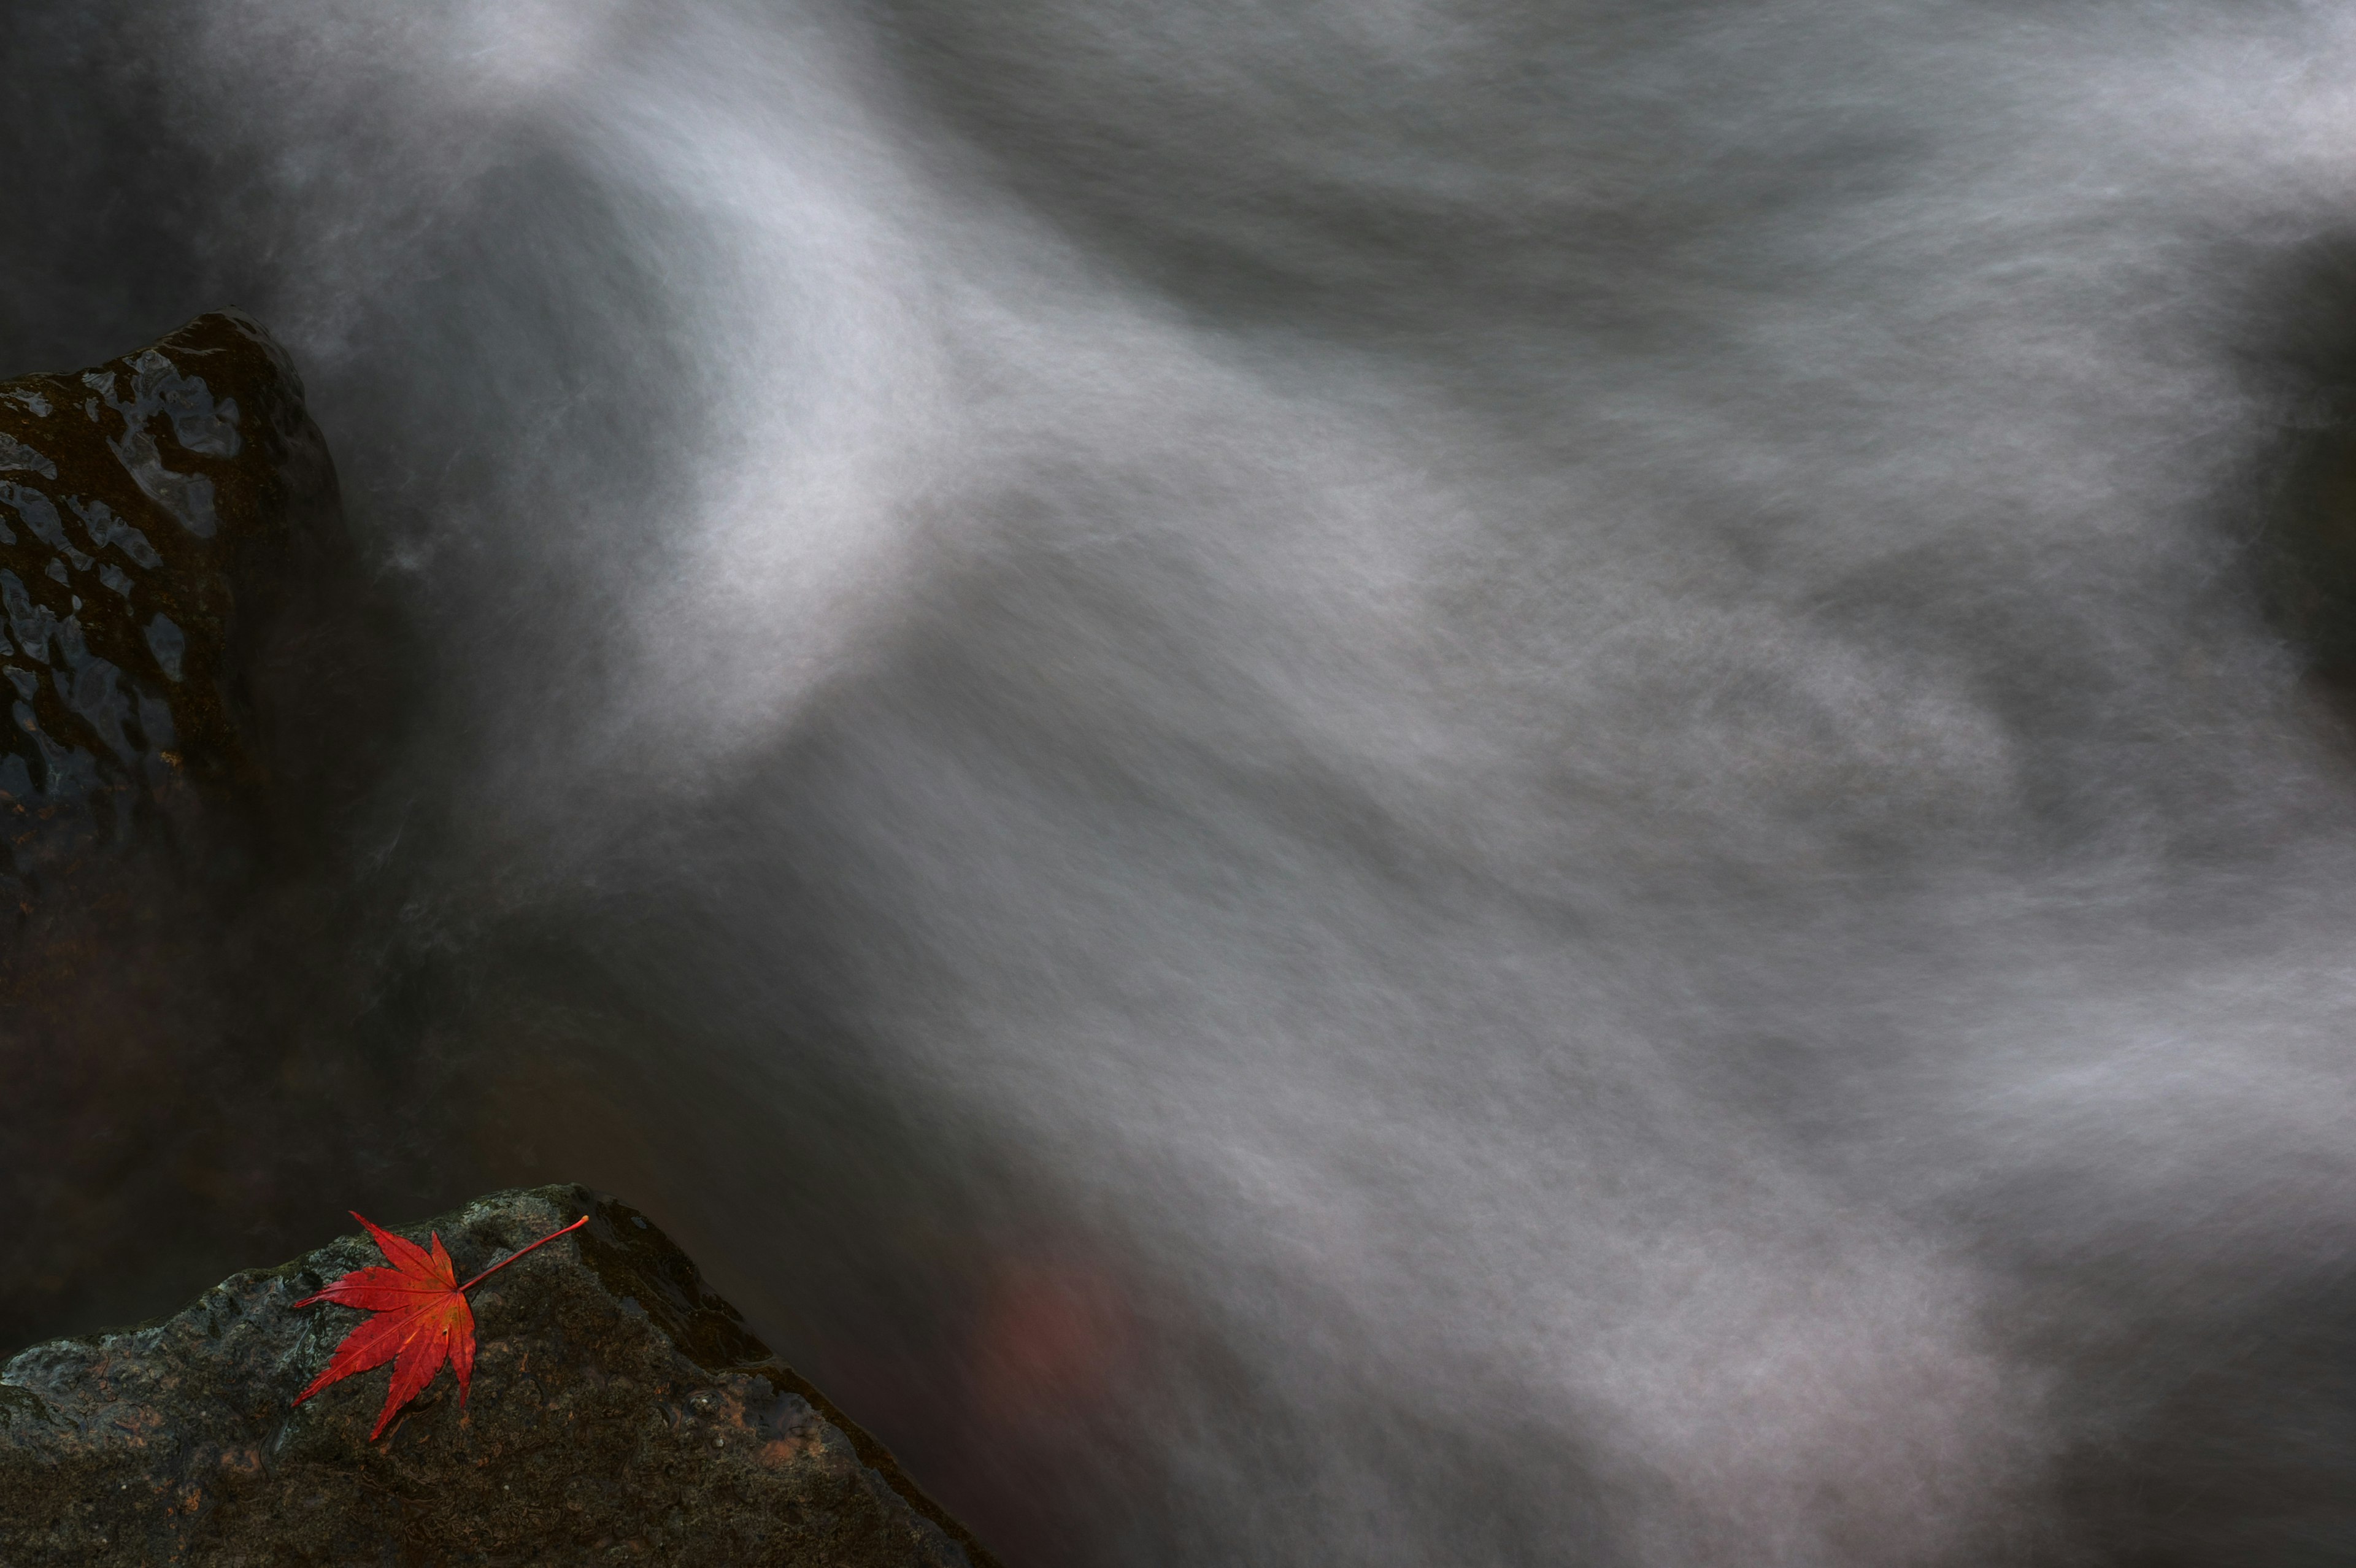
0,1185 -> 1001,1567
0,309 -> 348,889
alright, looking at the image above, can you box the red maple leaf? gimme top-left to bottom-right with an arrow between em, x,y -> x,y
291,1210 -> 589,1439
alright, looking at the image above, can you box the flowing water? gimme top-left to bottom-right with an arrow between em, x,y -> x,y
10,2 -> 2356,1562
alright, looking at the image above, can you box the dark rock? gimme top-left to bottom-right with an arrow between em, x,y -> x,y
0,1186 -> 1003,1567
0,309 -> 350,868
0,315 -> 408,1363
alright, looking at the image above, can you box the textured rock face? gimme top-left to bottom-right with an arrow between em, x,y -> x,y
0,1186 -> 1001,1567
0,309 -> 343,868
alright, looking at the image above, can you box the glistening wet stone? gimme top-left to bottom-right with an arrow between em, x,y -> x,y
0,1185 -> 1001,1567
0,309 -> 342,878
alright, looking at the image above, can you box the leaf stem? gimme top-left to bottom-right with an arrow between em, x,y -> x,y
458,1216 -> 590,1293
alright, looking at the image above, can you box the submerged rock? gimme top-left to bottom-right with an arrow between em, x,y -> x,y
0,1186 -> 1001,1567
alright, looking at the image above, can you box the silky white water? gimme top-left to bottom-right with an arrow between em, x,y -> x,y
11,2 -> 2356,1562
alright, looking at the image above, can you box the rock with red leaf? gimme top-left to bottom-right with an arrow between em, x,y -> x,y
0,1185 -> 998,1567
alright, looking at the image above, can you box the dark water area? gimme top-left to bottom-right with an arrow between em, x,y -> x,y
14,2 -> 2356,1564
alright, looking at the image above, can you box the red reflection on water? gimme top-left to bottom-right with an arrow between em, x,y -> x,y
968,1256 -> 1134,1426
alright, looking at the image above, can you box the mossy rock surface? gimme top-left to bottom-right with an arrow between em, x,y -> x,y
0,1185 -> 1001,1567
